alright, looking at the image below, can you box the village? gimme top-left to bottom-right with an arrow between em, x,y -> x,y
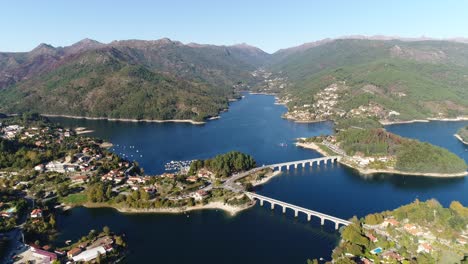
280,82 -> 404,123
0,116 -> 266,263
351,213 -> 468,263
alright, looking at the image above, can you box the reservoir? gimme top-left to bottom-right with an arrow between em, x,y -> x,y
50,94 -> 468,264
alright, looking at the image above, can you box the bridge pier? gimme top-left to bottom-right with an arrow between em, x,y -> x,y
294,210 -> 298,217
320,218 -> 325,226
294,163 -> 298,169
260,200 -> 264,206
335,222 -> 339,230
307,214 -> 311,221
271,203 -> 275,210
282,206 -> 286,214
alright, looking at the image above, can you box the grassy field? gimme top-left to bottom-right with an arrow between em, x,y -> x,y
60,193 -> 88,205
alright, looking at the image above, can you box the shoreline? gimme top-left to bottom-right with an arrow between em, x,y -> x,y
77,200 -> 255,216
454,134 -> 468,145
282,113 -> 468,126
251,170 -> 282,186
41,114 -> 206,125
381,116 -> 468,125
296,142 -> 468,178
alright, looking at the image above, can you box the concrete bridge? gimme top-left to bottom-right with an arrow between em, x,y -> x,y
224,156 -> 341,192
267,156 -> 340,172
245,192 -> 351,230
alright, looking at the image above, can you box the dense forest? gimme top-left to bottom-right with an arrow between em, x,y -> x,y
189,151 -> 256,177
336,128 -> 467,174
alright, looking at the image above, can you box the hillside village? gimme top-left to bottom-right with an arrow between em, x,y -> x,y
325,200 -> 468,264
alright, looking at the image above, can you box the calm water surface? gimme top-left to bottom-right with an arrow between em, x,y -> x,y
50,94 -> 468,264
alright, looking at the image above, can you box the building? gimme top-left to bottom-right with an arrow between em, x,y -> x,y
67,247 -> 82,258
30,209 -> 43,218
193,190 -> 208,201
72,246 -> 106,262
417,243 -> 433,253
365,233 -> 378,243
71,175 -> 89,184
383,218 -> 399,227
30,247 -> 57,262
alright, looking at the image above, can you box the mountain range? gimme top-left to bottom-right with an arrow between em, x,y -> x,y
1,36 -> 467,122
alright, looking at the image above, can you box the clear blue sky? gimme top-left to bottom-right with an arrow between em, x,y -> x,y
1,0 -> 467,53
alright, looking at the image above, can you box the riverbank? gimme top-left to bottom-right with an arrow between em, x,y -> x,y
42,114 -> 206,125
78,201 -> 255,216
296,142 -> 331,157
380,116 -> 468,125
454,134 -> 468,145
296,142 -> 468,178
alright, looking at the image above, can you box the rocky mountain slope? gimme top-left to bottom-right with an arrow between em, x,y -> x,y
1,37 -> 468,123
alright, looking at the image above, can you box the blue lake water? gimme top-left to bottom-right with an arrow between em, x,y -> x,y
50,94 -> 468,264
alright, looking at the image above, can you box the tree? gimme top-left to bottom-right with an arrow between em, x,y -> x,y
103,226 -> 110,235
49,215 -> 56,227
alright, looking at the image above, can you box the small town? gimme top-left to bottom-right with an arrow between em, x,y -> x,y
0,114 -> 275,263
329,200 -> 468,264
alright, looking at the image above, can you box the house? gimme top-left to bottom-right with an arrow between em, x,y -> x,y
67,247 -> 82,258
71,175 -> 88,184
383,218 -> 399,226
186,176 -> 198,183
30,247 -> 57,262
197,169 -> 213,179
417,243 -> 433,253
358,258 -> 373,264
366,233 -> 378,243
193,190 -> 208,201
382,251 -> 403,262
104,244 -> 114,252
457,237 -> 467,245
161,173 -> 175,179
30,209 -> 43,218
1,212 -> 12,218
72,246 -> 106,262
143,186 -> 157,194
34,164 -> 45,172
114,176 -> 125,184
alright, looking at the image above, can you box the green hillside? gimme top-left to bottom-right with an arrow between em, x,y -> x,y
0,48 -> 233,121
0,39 -> 268,122
268,39 -> 468,122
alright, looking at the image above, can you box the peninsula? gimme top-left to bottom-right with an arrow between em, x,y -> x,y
455,126 -> 468,145
297,117 -> 468,177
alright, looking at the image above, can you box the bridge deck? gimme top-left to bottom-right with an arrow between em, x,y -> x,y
246,192 -> 351,225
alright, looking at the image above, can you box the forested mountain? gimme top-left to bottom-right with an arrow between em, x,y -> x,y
0,38 -> 268,121
267,39 -> 468,122
1,37 -> 468,122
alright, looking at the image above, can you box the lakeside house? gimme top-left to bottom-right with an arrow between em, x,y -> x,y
72,246 -> 106,262
30,247 -> 58,262
193,190 -> 209,201
67,247 -> 82,258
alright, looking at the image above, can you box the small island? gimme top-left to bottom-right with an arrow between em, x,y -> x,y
308,199 -> 468,264
297,117 -> 468,177
455,126 -> 468,145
